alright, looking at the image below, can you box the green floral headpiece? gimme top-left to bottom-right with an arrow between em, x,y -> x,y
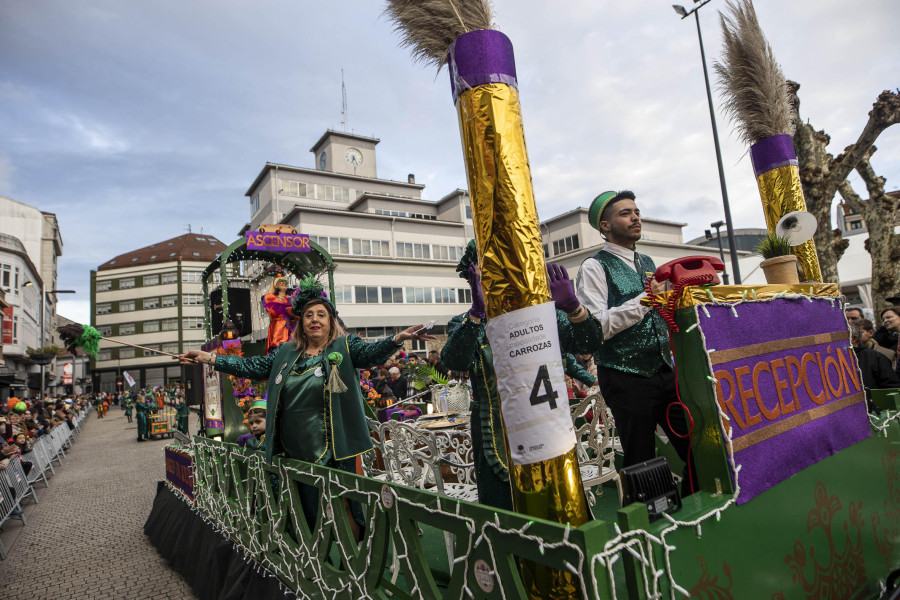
290,273 -> 338,316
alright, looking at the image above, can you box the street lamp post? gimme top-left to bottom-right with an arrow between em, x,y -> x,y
24,282 -> 75,401
673,0 -> 742,284
705,220 -> 730,284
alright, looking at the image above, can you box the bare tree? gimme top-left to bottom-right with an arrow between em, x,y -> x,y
789,81 -> 900,314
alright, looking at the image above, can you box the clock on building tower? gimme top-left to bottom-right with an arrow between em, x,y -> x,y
345,147 -> 363,167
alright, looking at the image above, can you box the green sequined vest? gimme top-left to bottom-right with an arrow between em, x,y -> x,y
592,250 -> 672,377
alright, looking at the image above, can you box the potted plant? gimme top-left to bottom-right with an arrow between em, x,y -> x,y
755,232 -> 800,284
406,364 -> 470,413
26,345 -> 62,365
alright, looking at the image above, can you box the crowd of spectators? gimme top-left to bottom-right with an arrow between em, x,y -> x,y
0,394 -> 89,515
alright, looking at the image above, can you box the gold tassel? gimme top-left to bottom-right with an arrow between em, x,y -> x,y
325,352 -> 348,393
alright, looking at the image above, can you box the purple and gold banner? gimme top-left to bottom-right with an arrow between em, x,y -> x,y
165,447 -> 194,500
702,297 -> 869,503
245,231 -> 311,252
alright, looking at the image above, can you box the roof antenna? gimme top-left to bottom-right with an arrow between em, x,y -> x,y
185,224 -> 191,233
340,69 -> 348,132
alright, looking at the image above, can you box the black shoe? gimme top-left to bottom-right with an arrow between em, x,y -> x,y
137,437 -> 144,442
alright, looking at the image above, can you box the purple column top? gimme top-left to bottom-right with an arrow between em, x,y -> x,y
750,133 -> 798,177
447,29 -> 517,102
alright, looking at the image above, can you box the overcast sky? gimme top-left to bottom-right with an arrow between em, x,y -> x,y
2,0 -> 898,324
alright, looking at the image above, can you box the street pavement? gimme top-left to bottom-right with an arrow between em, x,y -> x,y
0,405 -> 199,599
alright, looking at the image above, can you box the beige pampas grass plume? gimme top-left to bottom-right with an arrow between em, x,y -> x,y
383,0 -> 494,69
714,0 -> 795,145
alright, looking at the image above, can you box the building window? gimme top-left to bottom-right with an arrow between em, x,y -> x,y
1,264 -> 11,289
552,234 -> 580,256
435,288 -> 456,303
465,204 -> 472,219
405,287 -> 432,303
409,339 -> 428,352
183,317 -> 204,329
144,320 -> 160,333
332,285 -> 353,304
543,244 -> 549,258
850,221 -> 863,230
182,271 -> 203,283
381,287 -> 403,303
143,297 -> 160,310
396,242 -> 431,259
143,274 -> 160,286
182,294 -> 204,306
120,277 -> 136,289
432,245 -> 464,261
350,238 -> 391,257
96,325 -> 113,337
119,300 -> 136,312
162,342 -> 180,355
161,318 -> 180,331
354,286 -> 379,304
97,280 -> 112,292
457,288 -> 472,304
97,349 -> 112,361
97,303 -> 112,315
251,194 -> 260,214
142,344 -> 160,357
161,272 -> 177,284
161,295 -> 178,308
119,348 -> 136,359
119,322 -> 136,335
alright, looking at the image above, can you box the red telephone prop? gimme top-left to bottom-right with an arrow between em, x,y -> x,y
654,255 -> 725,288
646,255 -> 725,332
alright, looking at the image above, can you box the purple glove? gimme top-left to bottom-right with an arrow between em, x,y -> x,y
547,263 -> 581,314
468,263 -> 487,319
236,433 -> 253,447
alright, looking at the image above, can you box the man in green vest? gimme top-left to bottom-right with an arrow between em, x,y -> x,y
575,190 -> 694,490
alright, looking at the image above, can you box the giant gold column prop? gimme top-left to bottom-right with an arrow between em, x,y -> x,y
449,30 -> 590,599
751,134 -> 821,281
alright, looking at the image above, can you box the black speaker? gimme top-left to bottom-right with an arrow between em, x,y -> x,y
182,363 -> 204,406
209,287 -> 252,337
619,456 -> 681,521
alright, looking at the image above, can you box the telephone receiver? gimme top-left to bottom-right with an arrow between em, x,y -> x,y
654,255 -> 725,288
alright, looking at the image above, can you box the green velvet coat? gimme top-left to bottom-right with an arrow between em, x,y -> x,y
213,335 -> 400,464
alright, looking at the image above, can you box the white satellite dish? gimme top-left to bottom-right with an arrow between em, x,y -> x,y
775,211 -> 818,247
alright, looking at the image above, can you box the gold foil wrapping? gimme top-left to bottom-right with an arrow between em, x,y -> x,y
455,83 -> 551,317
645,283 -> 840,310
455,81 -> 590,597
755,164 -> 822,282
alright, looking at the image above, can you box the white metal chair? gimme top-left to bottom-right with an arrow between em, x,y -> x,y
569,389 -> 620,506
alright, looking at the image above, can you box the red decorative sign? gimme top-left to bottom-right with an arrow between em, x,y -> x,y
245,231 -> 311,252
63,362 -> 73,385
1,307 -> 12,345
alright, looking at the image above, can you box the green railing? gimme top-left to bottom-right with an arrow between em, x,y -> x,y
190,437 -> 619,599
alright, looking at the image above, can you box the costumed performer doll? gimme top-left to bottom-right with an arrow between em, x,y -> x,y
237,398 -> 267,451
178,275 -> 435,539
124,395 -> 134,424
441,242 -> 600,510
264,276 -> 297,355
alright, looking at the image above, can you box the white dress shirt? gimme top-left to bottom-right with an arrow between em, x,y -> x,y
575,242 -> 651,340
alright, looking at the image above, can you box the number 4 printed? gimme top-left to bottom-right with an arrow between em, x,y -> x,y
529,364 -> 558,410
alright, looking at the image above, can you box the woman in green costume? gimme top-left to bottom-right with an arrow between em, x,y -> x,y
441,243 -> 601,510
179,277 -> 434,538
175,394 -> 190,434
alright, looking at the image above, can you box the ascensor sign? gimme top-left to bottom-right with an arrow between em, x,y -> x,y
700,297 -> 870,503
245,231 -> 311,252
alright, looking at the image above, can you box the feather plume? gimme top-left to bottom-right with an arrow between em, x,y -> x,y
713,0 -> 794,145
57,323 -> 102,359
383,0 -> 494,69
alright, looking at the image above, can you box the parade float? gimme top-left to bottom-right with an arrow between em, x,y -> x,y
144,1 -> 900,598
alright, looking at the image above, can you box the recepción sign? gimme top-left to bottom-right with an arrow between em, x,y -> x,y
245,231 -> 311,252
